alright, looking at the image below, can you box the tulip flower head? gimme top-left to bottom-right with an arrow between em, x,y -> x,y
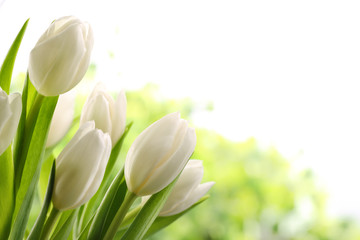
46,92 -> 75,147
52,121 -> 111,211
80,83 -> 127,146
0,88 -> 22,155
143,160 -> 215,216
28,16 -> 94,96
125,112 -> 196,196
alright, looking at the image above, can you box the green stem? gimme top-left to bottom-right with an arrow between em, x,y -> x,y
103,191 -> 137,240
40,207 -> 61,240
121,205 -> 142,227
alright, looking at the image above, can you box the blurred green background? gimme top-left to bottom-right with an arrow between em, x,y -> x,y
123,85 -> 360,240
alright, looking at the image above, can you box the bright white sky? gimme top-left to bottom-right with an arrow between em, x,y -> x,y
1,0 -> 360,220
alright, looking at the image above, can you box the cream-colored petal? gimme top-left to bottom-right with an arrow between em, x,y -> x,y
111,90 -> 127,145
28,16 -> 93,96
46,92 -> 75,147
0,90 -> 11,130
137,127 -> 196,196
160,182 -> 215,216
53,128 -> 110,210
0,92 -> 21,155
80,93 -> 112,134
165,160 -> 203,204
125,112 -> 182,193
79,132 -> 111,206
55,121 -> 95,167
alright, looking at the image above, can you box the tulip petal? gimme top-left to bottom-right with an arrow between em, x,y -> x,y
77,131 -> 112,206
55,121 -> 94,167
80,93 -> 112,134
80,82 -> 126,147
0,90 -> 11,128
162,160 -> 203,206
72,23 -> 94,92
53,129 -> 110,210
111,90 -> 127,144
160,182 -> 215,216
46,92 -> 75,147
0,92 -> 21,155
28,16 -> 93,96
137,126 -> 196,196
125,112 -> 182,194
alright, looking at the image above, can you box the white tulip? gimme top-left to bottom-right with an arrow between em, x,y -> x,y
125,112 -> 196,196
52,121 -> 111,211
28,16 -> 94,96
80,83 -> 127,146
0,88 -> 22,155
143,160 -> 215,216
46,92 -> 75,147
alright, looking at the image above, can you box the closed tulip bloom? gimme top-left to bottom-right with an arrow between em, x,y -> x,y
46,92 -> 75,147
80,83 -> 126,146
125,112 -> 196,196
28,16 -> 94,96
52,121 -> 111,211
149,160 -> 215,216
0,88 -> 22,155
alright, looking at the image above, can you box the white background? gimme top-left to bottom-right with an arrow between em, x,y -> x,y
1,0 -> 360,220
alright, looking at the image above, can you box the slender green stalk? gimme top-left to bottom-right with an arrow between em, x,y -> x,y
40,207 -> 61,240
121,205 -> 142,227
103,191 -> 137,240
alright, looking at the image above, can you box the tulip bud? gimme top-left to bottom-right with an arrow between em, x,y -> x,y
125,112 -> 196,196
80,83 -> 127,146
28,16 -> 94,96
46,92 -> 75,147
143,160 -> 215,216
0,88 -> 22,155
52,121 -> 111,211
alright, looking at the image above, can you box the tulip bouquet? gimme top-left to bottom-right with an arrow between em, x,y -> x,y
0,16 -> 214,240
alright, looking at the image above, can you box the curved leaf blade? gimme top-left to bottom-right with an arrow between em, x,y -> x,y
0,147 -> 14,239
0,18 -> 29,93
27,160 -> 56,240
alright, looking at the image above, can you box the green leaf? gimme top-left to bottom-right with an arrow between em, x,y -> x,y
86,168 -> 127,240
120,176 -> 180,240
80,123 -> 132,232
14,95 -> 44,194
13,78 -> 40,193
51,210 -> 78,240
0,18 -> 29,93
39,152 -> 55,201
73,205 -> 84,238
51,210 -> 74,238
104,122 -> 133,180
0,147 -> 14,239
27,160 -> 56,240
76,213 -> 95,240
9,158 -> 40,240
10,95 -> 58,239
13,77 -> 29,189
